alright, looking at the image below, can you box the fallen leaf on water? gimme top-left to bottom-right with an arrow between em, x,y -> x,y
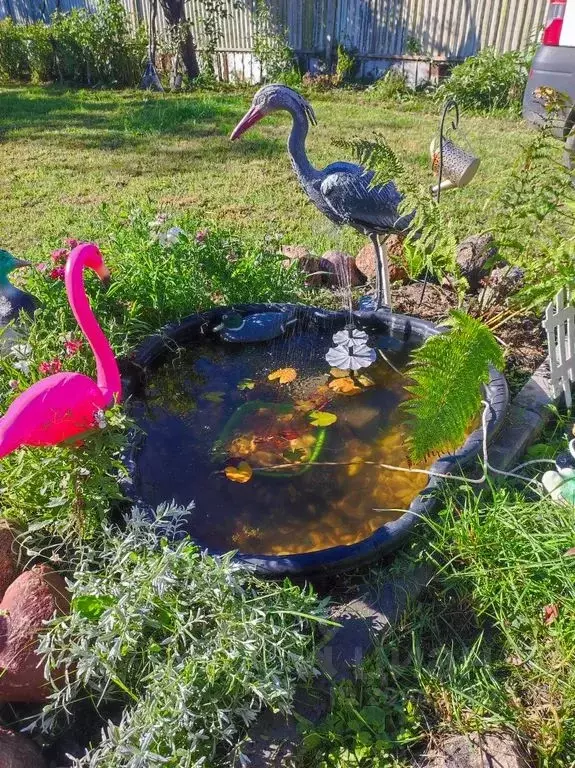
204,391 -> 225,403
330,367 -> 351,378
237,379 -> 255,391
224,462 -> 253,483
309,410 -> 337,427
347,456 -> 364,477
357,373 -> 375,388
328,377 -> 362,395
543,604 -> 559,626
268,367 -> 297,385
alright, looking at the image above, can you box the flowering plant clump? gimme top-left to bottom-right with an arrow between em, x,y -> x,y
38,358 -> 62,376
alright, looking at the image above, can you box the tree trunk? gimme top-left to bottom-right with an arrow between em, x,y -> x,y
158,0 -> 200,81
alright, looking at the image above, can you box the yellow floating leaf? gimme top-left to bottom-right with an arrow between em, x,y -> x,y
356,374 -> 375,388
204,391 -> 225,403
347,456 -> 364,477
328,377 -> 362,396
309,410 -> 337,427
268,367 -> 297,384
330,368 -> 351,378
224,462 -> 253,483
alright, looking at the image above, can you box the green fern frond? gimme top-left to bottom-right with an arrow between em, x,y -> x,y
405,310 -> 504,462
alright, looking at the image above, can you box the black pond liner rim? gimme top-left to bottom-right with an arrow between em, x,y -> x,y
121,303 -> 509,577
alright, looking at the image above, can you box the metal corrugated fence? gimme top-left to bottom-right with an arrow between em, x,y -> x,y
0,0 -> 546,82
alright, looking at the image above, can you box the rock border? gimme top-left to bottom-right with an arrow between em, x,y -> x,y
239,358 -> 557,767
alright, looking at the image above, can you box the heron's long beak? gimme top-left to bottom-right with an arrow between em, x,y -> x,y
95,263 -> 111,287
230,105 -> 266,141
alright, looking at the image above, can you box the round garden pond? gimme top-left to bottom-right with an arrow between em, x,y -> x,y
123,303 -> 508,576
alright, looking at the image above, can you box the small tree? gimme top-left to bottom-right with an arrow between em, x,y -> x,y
158,0 -> 200,80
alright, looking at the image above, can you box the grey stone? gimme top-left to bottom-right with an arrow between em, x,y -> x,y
421,732 -> 529,768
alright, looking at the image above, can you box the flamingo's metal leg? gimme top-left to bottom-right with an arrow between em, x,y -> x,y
370,233 -> 392,311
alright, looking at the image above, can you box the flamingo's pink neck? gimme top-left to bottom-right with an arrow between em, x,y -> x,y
65,246 -> 121,405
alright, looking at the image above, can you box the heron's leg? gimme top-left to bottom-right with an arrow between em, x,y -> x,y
370,233 -> 392,311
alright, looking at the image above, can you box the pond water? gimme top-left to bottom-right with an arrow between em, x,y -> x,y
130,327 -> 434,556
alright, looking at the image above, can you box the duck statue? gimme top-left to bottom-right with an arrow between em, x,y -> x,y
214,310 -> 296,343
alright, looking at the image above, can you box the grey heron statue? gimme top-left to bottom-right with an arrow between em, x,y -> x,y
230,84 -> 414,310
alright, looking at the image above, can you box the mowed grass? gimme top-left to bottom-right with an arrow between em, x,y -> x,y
0,85 -> 532,256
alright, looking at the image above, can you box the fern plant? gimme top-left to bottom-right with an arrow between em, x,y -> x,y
405,310 -> 504,462
334,134 -> 459,286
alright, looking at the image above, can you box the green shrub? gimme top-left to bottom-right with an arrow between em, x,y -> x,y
0,0 -> 146,86
366,69 -> 412,101
38,504 -> 326,766
335,44 -> 358,84
0,207 -> 304,541
437,47 -> 534,113
0,19 -> 30,81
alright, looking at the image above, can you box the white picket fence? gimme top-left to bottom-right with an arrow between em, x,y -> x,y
543,287 -> 575,408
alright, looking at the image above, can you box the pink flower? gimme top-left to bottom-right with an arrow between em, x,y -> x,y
65,238 -> 79,249
36,262 -> 47,273
38,359 -> 62,376
49,267 -> 65,281
8,379 -> 18,390
50,248 -> 68,264
64,339 -> 82,357
195,229 -> 208,243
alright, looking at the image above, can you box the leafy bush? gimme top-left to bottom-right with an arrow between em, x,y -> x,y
253,0 -> 297,82
366,69 -> 412,101
437,47 -> 534,113
38,504 -> 326,766
0,0 -> 146,86
0,208 -> 304,540
335,44 -> 358,84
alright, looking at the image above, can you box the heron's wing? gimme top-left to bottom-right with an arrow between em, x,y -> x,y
322,160 -> 364,175
320,170 -> 414,233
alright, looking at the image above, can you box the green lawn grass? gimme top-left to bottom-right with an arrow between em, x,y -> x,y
0,85 -> 532,258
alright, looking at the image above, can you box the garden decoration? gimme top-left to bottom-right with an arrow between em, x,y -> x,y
214,309 -> 297,342
0,249 -> 35,328
430,99 -> 480,201
140,0 -> 164,91
230,84 -> 414,311
123,304 -> 507,576
542,438 -> 575,506
543,286 -> 575,408
0,243 -> 121,459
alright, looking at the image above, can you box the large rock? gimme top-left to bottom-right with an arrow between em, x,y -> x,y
322,251 -> 365,287
422,732 -> 528,768
0,521 -> 20,601
479,265 -> 525,307
355,236 -> 407,283
0,564 -> 70,703
455,233 -> 498,292
0,726 -> 46,768
281,245 -> 335,287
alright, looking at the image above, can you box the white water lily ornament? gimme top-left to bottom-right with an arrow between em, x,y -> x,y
325,327 -> 376,371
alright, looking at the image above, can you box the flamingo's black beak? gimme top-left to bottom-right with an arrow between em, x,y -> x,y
230,105 -> 266,140
95,263 -> 111,288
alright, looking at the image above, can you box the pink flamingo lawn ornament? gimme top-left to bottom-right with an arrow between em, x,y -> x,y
0,243 -> 121,459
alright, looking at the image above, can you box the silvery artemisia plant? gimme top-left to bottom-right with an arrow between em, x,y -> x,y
36,503 -> 326,767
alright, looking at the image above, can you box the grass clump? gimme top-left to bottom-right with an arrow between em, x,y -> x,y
304,484 -> 575,766
37,503 -> 326,766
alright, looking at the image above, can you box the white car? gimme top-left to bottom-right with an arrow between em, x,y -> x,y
523,0 -> 575,168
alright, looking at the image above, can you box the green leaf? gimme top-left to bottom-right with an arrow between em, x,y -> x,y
203,391 -> 225,403
237,378 -> 255,390
309,410 -> 337,427
405,309 -> 504,462
73,594 -> 115,621
283,448 -> 306,463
